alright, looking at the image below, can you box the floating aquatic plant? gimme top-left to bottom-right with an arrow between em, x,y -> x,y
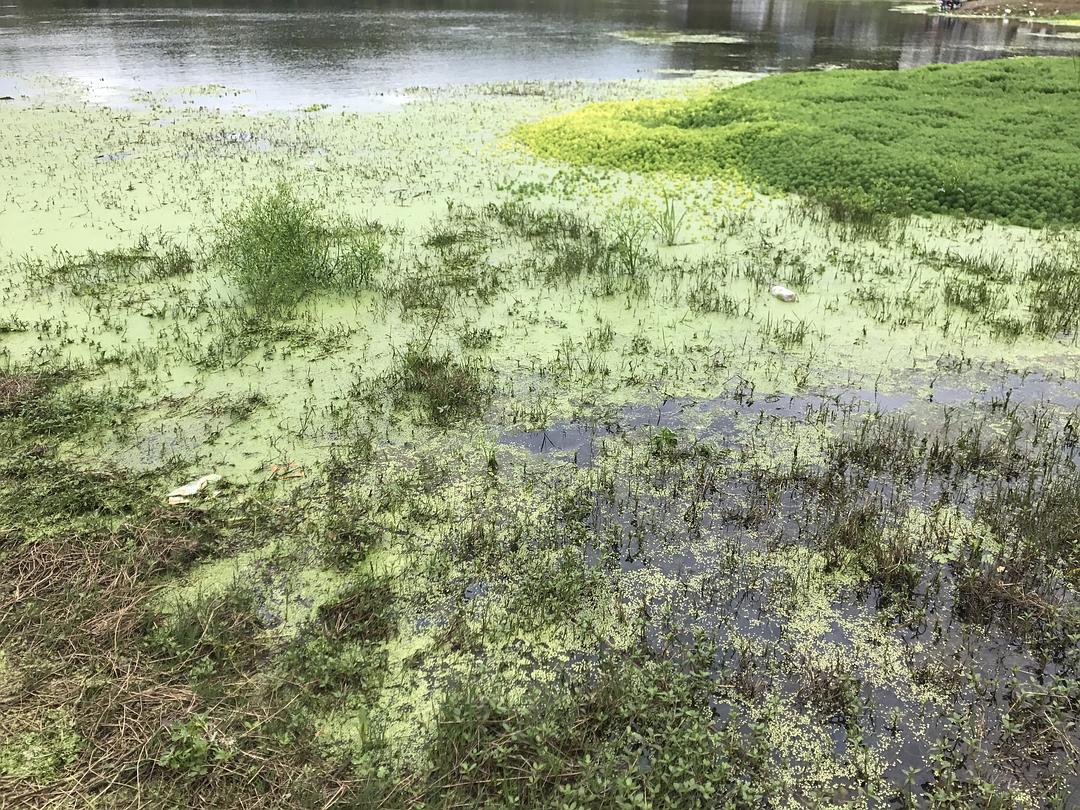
517,57 -> 1080,228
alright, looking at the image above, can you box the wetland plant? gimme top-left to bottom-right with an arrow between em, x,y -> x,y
22,235 -> 194,295
943,274 -> 999,315
216,183 -> 383,322
149,585 -> 266,689
373,342 -> 492,425
422,648 -> 774,809
517,57 -> 1080,227
814,186 -> 907,239
458,325 -> 494,350
650,193 -> 688,246
278,573 -> 396,696
608,203 -> 653,278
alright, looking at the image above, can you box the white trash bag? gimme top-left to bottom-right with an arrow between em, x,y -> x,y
770,285 -> 798,303
166,474 -> 222,505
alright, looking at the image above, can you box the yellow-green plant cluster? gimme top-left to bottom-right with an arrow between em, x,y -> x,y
516,57 -> 1080,228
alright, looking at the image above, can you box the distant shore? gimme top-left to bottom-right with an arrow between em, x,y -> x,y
896,0 -> 1080,25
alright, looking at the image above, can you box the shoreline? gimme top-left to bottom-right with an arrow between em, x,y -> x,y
892,0 -> 1080,25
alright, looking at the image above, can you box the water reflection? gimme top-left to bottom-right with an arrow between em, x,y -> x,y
0,0 -> 1077,108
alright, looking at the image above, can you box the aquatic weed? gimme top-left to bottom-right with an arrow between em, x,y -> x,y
517,58 -> 1080,227
216,183 -> 383,322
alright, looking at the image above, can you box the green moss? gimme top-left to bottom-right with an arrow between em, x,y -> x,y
517,57 -> 1080,228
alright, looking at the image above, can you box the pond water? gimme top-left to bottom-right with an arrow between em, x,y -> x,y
1,0 -> 1079,108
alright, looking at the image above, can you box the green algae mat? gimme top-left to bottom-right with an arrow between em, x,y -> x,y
1,60 -> 1080,808
517,56 -> 1080,228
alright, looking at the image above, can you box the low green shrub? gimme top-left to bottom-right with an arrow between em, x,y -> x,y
216,183 -> 383,321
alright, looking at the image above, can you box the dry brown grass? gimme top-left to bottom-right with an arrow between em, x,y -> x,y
0,374 -> 42,418
0,457 -> 357,808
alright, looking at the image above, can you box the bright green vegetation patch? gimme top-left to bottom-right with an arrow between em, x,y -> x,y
517,57 -> 1080,228
216,183 -> 384,322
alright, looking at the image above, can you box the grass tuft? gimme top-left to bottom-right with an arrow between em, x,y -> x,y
216,183 -> 383,321
377,342 -> 492,425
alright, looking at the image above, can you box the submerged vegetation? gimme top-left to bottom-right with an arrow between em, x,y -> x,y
517,57 -> 1080,228
1,57 -> 1080,807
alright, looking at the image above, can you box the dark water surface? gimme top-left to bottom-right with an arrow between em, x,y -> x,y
1,0 -> 1079,108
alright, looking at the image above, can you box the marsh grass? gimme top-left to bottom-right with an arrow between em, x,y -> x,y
216,183 -> 383,322
374,208 -> 507,312
808,187 -> 907,241
840,235 -> 1080,341
943,274 -> 1000,314
762,317 -> 810,349
1025,254 -> 1080,337
21,235 -> 194,295
535,231 -> 614,283
149,585 -> 267,691
276,574 -> 396,697
418,647 -> 774,809
206,390 -> 271,423
501,546 -> 603,633
796,654 -> 864,732
424,206 -> 490,253
458,325 -> 494,350
422,208 -> 502,296
688,281 -> 745,316
607,203 -> 654,278
367,342 -> 492,425
487,199 -> 589,241
383,266 -> 445,313
949,252 -> 1013,283
315,574 -> 396,644
0,439 -> 346,807
485,198 -> 662,288
0,370 -> 49,418
319,490 -> 382,570
0,364 -> 123,447
650,193 -> 688,246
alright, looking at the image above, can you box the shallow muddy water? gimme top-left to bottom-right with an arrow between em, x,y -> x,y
2,0 -> 1080,108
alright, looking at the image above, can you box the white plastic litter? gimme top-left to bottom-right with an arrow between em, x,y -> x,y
166,474 -> 222,505
770,285 -> 798,303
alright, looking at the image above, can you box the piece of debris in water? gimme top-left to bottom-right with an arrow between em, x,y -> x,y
269,461 -> 305,480
166,473 -> 222,505
770,284 -> 798,302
